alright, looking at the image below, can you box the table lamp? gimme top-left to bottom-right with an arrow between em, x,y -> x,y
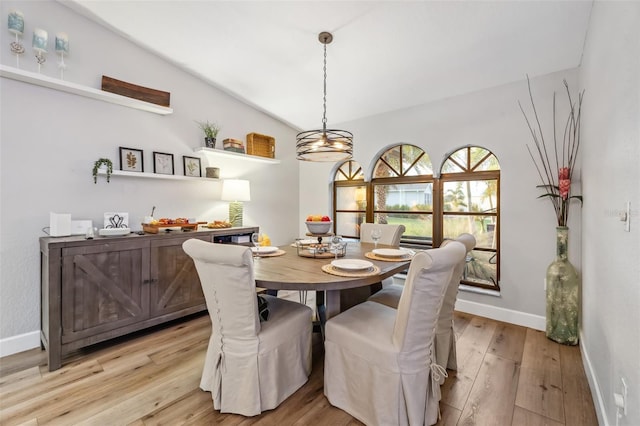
221,179 -> 250,227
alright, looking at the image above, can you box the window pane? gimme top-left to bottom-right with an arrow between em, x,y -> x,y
335,160 -> 364,181
443,179 -> 498,213
464,249 -> 498,287
403,146 -> 433,176
336,186 -> 366,210
336,212 -> 365,238
375,213 -> 433,242
374,183 -> 433,211
441,159 -> 464,173
474,153 -> 500,171
443,215 -> 497,250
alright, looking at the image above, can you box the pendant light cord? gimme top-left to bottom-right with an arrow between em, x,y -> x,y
322,40 -> 328,133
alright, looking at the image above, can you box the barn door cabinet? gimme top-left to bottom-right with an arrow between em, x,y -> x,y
40,226 -> 257,371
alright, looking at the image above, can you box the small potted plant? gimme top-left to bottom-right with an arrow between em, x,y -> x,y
196,120 -> 221,148
93,158 -> 113,183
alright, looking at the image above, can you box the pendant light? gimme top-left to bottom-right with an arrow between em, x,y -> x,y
296,31 -> 353,162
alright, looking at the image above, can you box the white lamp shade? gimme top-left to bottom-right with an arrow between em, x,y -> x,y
221,179 -> 250,202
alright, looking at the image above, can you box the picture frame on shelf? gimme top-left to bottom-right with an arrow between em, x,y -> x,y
183,156 -> 201,177
153,151 -> 174,175
119,147 -> 144,172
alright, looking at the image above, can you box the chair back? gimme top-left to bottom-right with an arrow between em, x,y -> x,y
182,239 -> 260,338
392,241 -> 466,354
360,223 -> 405,246
438,233 -> 476,328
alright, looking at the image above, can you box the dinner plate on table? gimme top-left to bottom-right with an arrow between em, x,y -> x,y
331,259 -> 373,271
251,246 -> 278,254
372,248 -> 409,258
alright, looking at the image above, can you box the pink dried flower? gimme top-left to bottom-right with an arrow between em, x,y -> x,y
559,179 -> 571,200
559,167 -> 570,180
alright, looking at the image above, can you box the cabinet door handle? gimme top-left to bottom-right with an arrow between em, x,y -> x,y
143,279 -> 150,284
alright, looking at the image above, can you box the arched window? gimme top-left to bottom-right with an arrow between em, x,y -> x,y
331,145 -> 500,290
371,145 -> 434,245
440,146 -> 500,289
333,160 -> 365,239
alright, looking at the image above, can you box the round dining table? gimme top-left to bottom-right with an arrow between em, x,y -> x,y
253,241 -> 412,321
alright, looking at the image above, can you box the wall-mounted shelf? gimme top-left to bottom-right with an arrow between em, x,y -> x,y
194,147 -> 280,164
0,64 -> 173,115
98,169 -> 217,181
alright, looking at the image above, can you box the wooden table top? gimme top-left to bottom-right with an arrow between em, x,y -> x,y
253,242 -> 411,291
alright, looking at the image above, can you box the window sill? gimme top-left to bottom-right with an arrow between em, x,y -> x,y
391,273 -> 501,297
459,284 -> 501,297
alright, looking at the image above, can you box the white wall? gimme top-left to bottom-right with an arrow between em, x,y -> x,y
0,1 -> 299,350
579,2 -> 640,425
300,69 -> 581,327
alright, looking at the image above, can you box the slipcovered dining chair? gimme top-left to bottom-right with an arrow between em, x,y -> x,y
368,233 -> 476,370
340,223 -> 406,311
182,239 -> 313,416
324,241 -> 467,425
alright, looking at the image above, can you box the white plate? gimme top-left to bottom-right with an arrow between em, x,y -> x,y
372,248 -> 408,258
98,228 -> 131,237
331,259 -> 373,271
251,246 -> 278,254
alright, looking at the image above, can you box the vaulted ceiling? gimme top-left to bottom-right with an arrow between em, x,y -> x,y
63,1 -> 593,130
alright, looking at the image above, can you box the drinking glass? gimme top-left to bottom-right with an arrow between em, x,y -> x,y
330,236 -> 344,259
251,233 -> 262,256
371,228 -> 382,249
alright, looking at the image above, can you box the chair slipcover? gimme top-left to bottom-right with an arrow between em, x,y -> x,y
360,222 -> 406,247
182,239 -> 313,416
367,233 -> 476,370
324,241 -> 466,426
340,223 -> 406,311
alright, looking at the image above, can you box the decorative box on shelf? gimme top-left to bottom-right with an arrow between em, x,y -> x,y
101,75 -> 170,107
246,133 -> 275,158
223,138 -> 245,153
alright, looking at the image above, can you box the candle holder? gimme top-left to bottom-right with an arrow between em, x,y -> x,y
55,33 -> 69,79
32,28 -> 48,73
8,10 -> 25,68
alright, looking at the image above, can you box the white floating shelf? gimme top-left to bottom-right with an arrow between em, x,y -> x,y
98,169 -> 217,181
0,64 -> 173,115
194,147 -> 280,164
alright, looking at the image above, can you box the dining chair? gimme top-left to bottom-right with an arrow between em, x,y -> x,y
182,239 -> 313,416
367,233 -> 476,370
340,222 -> 406,311
324,241 -> 466,425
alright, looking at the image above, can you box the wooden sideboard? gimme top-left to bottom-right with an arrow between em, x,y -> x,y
40,226 -> 258,371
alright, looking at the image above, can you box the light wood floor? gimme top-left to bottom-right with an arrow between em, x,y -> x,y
0,306 -> 598,425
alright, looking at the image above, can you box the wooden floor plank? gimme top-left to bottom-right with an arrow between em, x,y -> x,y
458,353 -> 519,425
441,316 -> 498,409
438,402 -> 462,426
0,312 -> 597,426
512,406 -> 565,426
559,345 -> 598,426
515,329 -> 565,423
488,321 -> 527,363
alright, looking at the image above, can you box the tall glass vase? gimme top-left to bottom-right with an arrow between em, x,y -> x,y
546,226 -> 579,345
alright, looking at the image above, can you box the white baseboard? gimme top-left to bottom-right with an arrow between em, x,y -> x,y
0,330 -> 40,358
580,333 -> 609,426
454,298 -> 546,331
